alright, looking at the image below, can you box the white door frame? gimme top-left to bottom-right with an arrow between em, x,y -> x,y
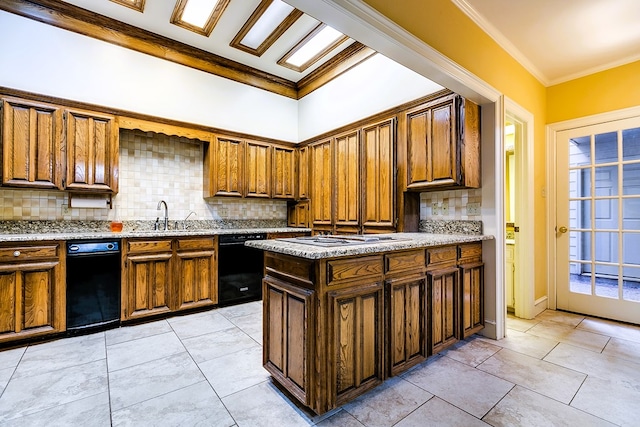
504,99 -> 540,319
288,0 -> 506,339
547,105 -> 640,310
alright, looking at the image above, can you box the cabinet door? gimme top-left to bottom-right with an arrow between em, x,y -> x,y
175,248 -> 217,310
210,136 -> 244,197
460,262 -> 484,338
0,260 -> 64,343
362,118 -> 395,232
387,274 -> 426,376
124,253 -> 173,319
298,145 -> 309,200
272,145 -> 296,199
310,140 -> 333,228
1,97 -> 64,189
245,140 -> 271,198
334,130 -> 360,230
288,201 -> 309,228
329,282 -> 384,407
406,95 -> 457,190
65,108 -> 118,193
428,267 -> 459,354
263,276 -> 314,406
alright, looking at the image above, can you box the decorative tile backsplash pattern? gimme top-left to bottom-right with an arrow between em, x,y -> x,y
0,130 -> 288,222
420,188 -> 483,220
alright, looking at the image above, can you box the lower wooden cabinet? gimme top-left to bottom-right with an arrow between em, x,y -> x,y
459,242 -> 484,338
428,267 -> 460,354
0,242 -> 65,344
122,237 -> 217,321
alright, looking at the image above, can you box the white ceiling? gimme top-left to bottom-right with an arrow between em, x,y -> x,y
60,0 -> 356,83
455,0 -> 640,85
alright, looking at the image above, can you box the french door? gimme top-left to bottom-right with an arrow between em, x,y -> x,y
556,116 -> 640,324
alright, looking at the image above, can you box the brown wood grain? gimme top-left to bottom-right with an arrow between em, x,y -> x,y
272,145 -> 296,199
327,256 -> 383,286
311,140 -> 333,226
297,146 -> 309,200
334,130 -> 359,227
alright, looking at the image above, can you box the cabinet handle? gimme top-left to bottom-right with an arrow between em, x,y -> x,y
13,251 -> 20,257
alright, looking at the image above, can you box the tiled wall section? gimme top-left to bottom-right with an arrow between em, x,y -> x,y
420,188 -> 483,220
0,130 -> 287,221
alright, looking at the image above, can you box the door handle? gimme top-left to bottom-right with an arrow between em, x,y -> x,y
558,226 -> 568,233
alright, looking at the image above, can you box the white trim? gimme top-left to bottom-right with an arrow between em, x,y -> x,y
452,0 -> 547,86
504,98 -> 536,319
534,296 -> 548,317
546,105 -> 640,313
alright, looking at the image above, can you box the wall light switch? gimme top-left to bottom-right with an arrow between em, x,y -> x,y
431,202 -> 440,215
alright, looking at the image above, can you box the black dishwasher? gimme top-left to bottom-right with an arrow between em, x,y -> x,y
218,233 -> 266,306
66,240 -> 121,333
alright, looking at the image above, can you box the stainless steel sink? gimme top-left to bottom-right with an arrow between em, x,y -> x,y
279,234 -> 405,248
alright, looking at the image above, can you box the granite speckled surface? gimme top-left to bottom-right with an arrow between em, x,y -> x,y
419,219 -> 482,235
245,232 -> 493,260
0,220 -> 309,243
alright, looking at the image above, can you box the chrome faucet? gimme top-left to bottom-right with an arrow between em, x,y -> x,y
183,211 -> 197,230
157,200 -> 168,231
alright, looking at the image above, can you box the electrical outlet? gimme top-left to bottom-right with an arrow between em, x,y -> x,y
62,203 -> 69,215
441,203 -> 449,216
466,202 -> 480,215
431,202 -> 440,215
219,207 -> 228,217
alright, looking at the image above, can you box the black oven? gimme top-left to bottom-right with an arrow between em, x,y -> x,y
66,240 -> 121,333
218,233 -> 266,306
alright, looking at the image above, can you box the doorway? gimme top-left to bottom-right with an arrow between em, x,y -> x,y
554,116 -> 640,323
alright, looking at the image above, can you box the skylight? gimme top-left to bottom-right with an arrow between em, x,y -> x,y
109,0 -> 145,12
242,0 -> 293,49
170,0 -> 230,37
278,24 -> 348,72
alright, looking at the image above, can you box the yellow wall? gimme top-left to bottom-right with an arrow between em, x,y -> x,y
363,0 -> 549,300
547,60 -> 640,123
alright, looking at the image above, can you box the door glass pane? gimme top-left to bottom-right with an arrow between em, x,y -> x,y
594,231 -> 619,263
623,267 -> 640,302
622,128 -> 640,161
569,265 -> 591,295
570,231 -> 591,262
594,199 -> 618,229
594,271 -> 619,298
623,233 -> 640,265
623,199 -> 640,230
623,163 -> 640,195
594,166 -> 618,197
570,136 -> 591,166
595,131 -> 618,164
570,200 -> 591,229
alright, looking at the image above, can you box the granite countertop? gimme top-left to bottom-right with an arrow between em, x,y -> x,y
245,232 -> 493,260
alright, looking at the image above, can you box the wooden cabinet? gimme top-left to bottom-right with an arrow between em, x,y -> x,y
245,140 -> 271,198
362,118 -> 395,233
0,242 -> 65,344
405,94 -> 480,191
426,246 -> 459,354
1,97 -> 64,189
310,139 -> 333,231
385,250 -> 427,376
122,237 -> 218,320
65,108 -> 119,193
458,243 -> 484,338
205,135 -> 244,197
123,239 -> 173,320
334,130 -> 360,234
263,275 -> 314,406
287,200 -> 309,228
297,145 -> 309,200
175,237 -> 217,310
272,145 -> 296,199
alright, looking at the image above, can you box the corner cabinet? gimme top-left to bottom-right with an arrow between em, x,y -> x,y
1,97 -> 64,189
0,242 -> 65,344
65,108 -> 119,193
405,94 -> 480,191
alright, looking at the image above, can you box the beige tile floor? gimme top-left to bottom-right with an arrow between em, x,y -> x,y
0,303 -> 639,426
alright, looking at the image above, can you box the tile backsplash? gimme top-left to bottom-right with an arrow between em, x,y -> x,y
0,130 -> 287,222
420,188 -> 482,220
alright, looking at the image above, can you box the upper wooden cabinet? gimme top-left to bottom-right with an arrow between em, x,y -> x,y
245,140 -> 271,198
272,145 -> 296,199
297,145 -> 309,200
310,139 -> 333,229
204,135 -> 244,198
65,108 -> 119,193
405,94 -> 480,191
1,97 -> 64,190
334,130 -> 360,233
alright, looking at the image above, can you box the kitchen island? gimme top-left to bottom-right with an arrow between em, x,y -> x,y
246,232 -> 492,414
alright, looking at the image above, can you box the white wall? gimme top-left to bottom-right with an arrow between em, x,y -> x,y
0,11 -> 299,142
298,54 -> 443,141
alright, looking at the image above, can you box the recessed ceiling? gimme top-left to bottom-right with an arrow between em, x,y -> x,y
455,0 -> 640,85
60,0 -> 357,83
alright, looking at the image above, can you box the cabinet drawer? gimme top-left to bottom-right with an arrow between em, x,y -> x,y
0,244 -> 59,262
458,243 -> 482,264
176,237 -> 216,251
127,239 -> 172,254
327,255 -> 383,286
426,246 -> 457,269
385,250 -> 425,275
